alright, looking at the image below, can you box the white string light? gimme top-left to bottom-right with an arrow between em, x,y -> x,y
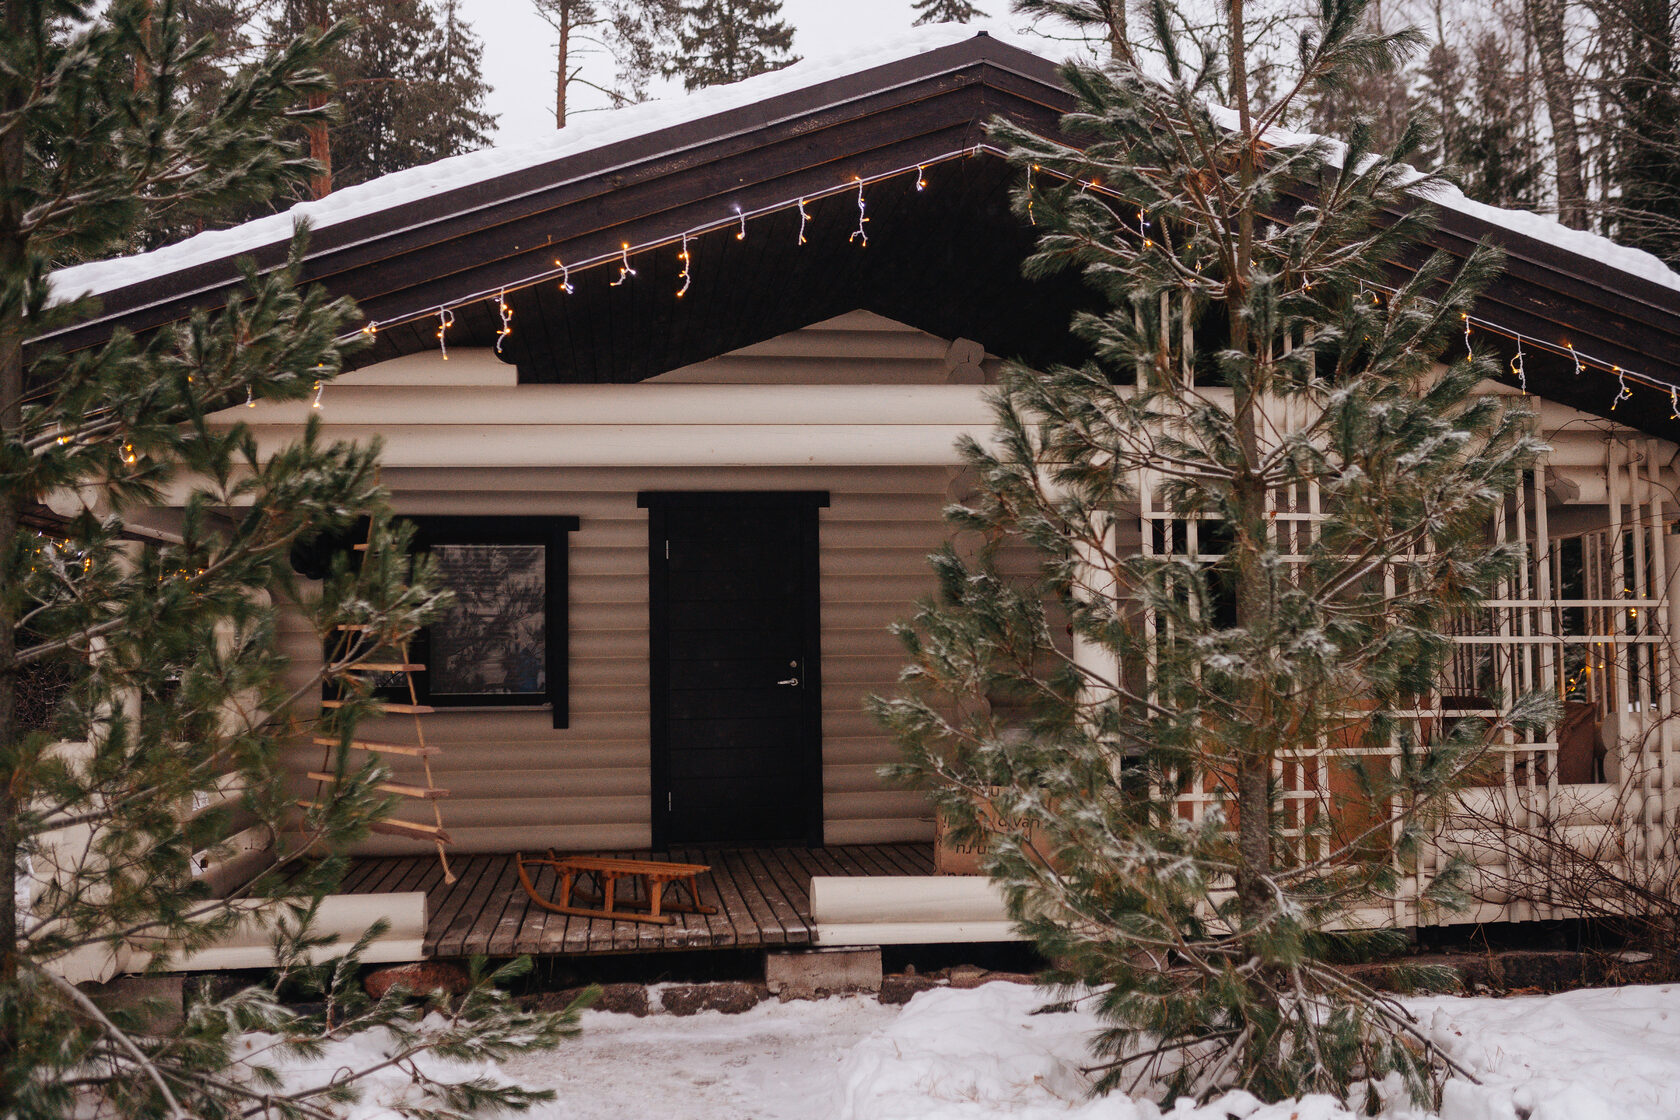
1511,337 -> 1526,394
1463,312 -> 1472,358
916,165 -> 927,191
311,380 -> 324,410
1670,385 -> 1677,420
736,209 -> 747,241
850,178 -> 868,247
1139,208 -> 1152,250
494,289 -> 513,353
677,233 -> 692,298
325,143 -> 1680,423
610,243 -> 636,287
436,307 -> 454,360
245,384 -> 255,408
342,145 -> 995,344
1613,365 -> 1631,409
120,442 -> 137,465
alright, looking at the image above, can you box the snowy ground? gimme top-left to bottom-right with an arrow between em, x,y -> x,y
313,980 -> 1680,1120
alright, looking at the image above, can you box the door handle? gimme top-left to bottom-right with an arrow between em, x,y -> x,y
777,677 -> 800,687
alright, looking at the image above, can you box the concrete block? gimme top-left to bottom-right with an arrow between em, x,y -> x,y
765,946 -> 882,999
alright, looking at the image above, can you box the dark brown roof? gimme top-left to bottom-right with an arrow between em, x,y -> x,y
33,32 -> 1680,439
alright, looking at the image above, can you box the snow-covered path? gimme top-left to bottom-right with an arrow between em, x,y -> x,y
502,992 -> 900,1120
495,981 -> 1680,1120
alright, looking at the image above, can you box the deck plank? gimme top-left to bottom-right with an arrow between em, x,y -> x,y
337,856 -> 392,893
720,849 -> 789,946
486,862 -> 535,956
699,849 -> 761,947
510,858 -> 562,955
424,855 -> 494,955
345,843 -> 934,959
866,844 -> 921,876
738,849 -> 809,943
893,842 -> 936,874
672,847 -> 733,949
445,856 -> 522,957
759,846 -> 814,915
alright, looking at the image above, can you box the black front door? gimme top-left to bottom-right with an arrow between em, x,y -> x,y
641,491 -> 826,847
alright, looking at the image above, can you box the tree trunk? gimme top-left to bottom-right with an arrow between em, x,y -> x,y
1103,0 -> 1127,59
307,2 -> 331,198
1226,0 -> 1274,941
0,0 -> 29,1096
556,7 -> 569,129
134,0 -> 152,93
307,94 -> 332,199
1526,0 -> 1589,228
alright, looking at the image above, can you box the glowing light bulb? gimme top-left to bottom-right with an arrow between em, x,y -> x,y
610,244 -> 636,288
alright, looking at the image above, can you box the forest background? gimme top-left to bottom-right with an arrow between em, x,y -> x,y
142,0 -> 1679,270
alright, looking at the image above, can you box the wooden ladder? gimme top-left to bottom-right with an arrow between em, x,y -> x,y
306,526 -> 455,883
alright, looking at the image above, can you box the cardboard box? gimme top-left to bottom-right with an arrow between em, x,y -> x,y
933,793 -> 1053,876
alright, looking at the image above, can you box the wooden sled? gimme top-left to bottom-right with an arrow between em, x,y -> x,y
515,851 -> 717,926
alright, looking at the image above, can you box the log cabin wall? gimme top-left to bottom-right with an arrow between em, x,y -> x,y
264,312 -> 1002,855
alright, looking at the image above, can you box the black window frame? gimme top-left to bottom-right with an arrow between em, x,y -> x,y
353,515 -> 578,729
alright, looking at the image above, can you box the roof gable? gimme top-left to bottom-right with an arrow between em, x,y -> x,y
34,28 -> 1680,441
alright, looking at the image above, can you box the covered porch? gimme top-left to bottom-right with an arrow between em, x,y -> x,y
338,843 -> 937,957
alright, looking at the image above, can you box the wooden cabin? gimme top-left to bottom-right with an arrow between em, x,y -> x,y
38,26 -> 1680,964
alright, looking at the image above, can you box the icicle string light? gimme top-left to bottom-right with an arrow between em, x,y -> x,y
332,142 -> 1680,420
1027,163 -> 1037,225
610,243 -> 636,288
1512,337 -> 1526,395
245,384 -> 255,408
849,178 -> 868,247
494,289 -> 513,353
1464,312 -> 1473,357
916,164 -> 927,191
677,233 -> 692,298
436,307 -> 454,360
311,380 -> 324,410
736,208 -> 747,241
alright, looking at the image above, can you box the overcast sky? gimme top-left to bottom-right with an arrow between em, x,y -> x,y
464,1 -> 1041,144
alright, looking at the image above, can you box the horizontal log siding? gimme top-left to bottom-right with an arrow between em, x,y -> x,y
279,465 -> 954,855
263,315 -> 1005,856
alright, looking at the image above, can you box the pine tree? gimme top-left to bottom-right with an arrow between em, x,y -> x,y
912,0 -> 989,24
268,0 -> 496,196
1594,0 -> 1680,263
666,0 -> 798,91
875,0 -> 1546,1107
533,0 -> 680,127
0,2 -> 584,1113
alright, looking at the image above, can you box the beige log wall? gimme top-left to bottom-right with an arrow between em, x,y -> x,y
269,312 -> 992,855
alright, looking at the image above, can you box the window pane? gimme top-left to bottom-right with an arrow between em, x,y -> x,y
429,543 -> 546,697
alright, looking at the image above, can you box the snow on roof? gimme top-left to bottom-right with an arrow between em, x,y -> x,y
49,21 -> 1024,304
1202,105 -> 1680,297
50,21 -> 1680,306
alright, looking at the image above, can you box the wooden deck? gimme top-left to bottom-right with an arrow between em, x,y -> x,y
336,843 -> 935,957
